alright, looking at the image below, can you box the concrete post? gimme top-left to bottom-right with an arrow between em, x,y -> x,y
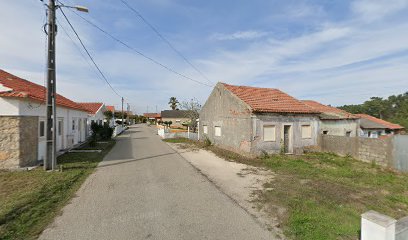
188,126 -> 190,139
361,210 -> 396,240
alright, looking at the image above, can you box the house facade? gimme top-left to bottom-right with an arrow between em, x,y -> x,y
78,102 -> 108,134
0,70 -> 88,169
355,114 -> 404,138
199,83 -> 320,155
161,110 -> 190,128
105,105 -> 116,127
144,113 -> 161,124
302,100 -> 360,137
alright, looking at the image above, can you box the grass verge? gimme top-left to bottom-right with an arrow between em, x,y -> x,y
0,140 -> 115,240
164,138 -> 408,240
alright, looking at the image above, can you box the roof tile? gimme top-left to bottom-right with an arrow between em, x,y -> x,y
222,83 -> 319,114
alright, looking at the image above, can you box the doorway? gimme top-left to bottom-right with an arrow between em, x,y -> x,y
283,125 -> 292,154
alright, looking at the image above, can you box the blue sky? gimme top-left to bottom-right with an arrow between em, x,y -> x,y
0,0 -> 407,113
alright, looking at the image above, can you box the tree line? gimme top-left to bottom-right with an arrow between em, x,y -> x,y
338,92 -> 408,129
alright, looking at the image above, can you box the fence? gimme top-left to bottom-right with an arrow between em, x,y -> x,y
157,128 -> 198,141
318,134 -> 408,171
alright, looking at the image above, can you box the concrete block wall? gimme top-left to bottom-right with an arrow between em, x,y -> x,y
0,116 -> 38,169
319,135 -> 393,167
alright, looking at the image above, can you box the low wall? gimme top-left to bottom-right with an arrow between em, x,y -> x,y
0,116 -> 38,169
319,135 -> 393,167
158,129 -> 198,141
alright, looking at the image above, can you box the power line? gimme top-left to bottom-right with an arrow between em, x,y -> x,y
59,7 -> 122,97
119,0 -> 213,86
68,8 -> 212,88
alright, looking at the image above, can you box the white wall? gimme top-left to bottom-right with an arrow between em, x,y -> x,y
87,104 -> 107,135
0,97 -> 88,161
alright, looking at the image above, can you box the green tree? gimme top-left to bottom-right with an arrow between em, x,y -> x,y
168,97 -> 179,110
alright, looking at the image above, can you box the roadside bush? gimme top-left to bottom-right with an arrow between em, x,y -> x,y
90,122 -> 114,141
204,136 -> 212,147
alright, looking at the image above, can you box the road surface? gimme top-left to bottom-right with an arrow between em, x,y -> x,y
39,124 -> 275,240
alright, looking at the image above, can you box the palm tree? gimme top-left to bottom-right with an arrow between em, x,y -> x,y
168,97 -> 179,110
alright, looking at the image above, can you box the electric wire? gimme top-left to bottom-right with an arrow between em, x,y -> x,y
59,7 -> 123,97
67,8 -> 212,88
119,0 -> 213,86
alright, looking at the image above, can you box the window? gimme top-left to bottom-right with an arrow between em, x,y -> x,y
58,121 -> 62,136
346,131 -> 352,137
39,121 -> 45,137
263,125 -> 276,141
203,125 -> 208,134
322,130 -> 328,135
214,126 -> 221,137
176,120 -> 181,123
72,119 -> 75,131
301,125 -> 312,139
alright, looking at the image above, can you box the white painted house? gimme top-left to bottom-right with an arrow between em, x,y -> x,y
0,70 -> 88,168
77,102 -> 107,135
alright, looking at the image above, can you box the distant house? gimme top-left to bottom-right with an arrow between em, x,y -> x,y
105,105 -> 116,126
302,100 -> 360,137
199,83 -> 320,155
0,70 -> 88,169
144,113 -> 161,123
161,110 -> 190,128
77,102 -> 107,134
355,114 -> 404,138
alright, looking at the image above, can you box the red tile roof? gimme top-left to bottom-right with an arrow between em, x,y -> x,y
106,105 -> 115,112
77,102 -> 104,114
0,69 -> 86,111
222,83 -> 319,114
302,100 -> 358,119
355,114 -> 404,130
144,113 -> 161,118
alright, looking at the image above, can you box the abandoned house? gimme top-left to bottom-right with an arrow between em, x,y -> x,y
302,100 -> 360,137
199,82 -> 321,155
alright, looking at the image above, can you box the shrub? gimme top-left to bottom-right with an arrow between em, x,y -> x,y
204,136 -> 212,147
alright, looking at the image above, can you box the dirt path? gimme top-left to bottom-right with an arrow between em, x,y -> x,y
168,143 -> 285,239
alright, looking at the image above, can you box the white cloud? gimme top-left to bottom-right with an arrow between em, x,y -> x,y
351,0 -> 408,22
210,31 -> 268,41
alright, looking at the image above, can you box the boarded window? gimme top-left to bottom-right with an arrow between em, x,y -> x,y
39,121 -> 45,137
301,125 -> 312,139
214,126 -> 221,137
263,125 -> 276,141
203,125 -> 208,134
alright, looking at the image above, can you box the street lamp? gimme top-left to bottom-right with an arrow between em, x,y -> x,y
43,0 -> 89,171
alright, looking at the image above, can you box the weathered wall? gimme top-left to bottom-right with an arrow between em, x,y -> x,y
393,135 -> 408,172
252,114 -> 320,155
320,119 -> 359,137
319,134 -> 393,167
199,83 -> 253,153
0,116 -> 38,168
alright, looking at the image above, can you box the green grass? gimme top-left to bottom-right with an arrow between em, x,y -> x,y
166,138 -> 408,240
0,140 -> 115,240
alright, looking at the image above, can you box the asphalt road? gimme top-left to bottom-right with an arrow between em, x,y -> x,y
39,124 -> 275,240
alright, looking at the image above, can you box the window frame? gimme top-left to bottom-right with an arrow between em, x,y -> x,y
39,120 -> 45,138
214,126 -> 222,137
263,125 -> 276,142
301,124 -> 312,139
203,125 -> 208,134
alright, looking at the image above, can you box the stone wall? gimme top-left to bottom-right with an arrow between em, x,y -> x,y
319,134 -> 393,167
0,116 -> 38,169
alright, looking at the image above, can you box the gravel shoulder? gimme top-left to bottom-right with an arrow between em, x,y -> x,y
167,142 -> 285,239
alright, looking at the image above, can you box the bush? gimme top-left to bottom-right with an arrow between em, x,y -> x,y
90,122 -> 114,141
204,136 -> 212,147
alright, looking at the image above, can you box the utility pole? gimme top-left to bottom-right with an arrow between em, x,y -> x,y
127,103 -> 130,125
121,97 -> 124,128
45,0 -> 57,171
